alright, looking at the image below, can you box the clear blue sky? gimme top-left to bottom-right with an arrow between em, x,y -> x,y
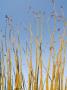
0,0 -> 67,89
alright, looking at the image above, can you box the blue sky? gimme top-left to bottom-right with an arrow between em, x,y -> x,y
0,0 -> 67,89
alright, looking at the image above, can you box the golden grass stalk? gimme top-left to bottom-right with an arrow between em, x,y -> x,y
7,48 -> 12,90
